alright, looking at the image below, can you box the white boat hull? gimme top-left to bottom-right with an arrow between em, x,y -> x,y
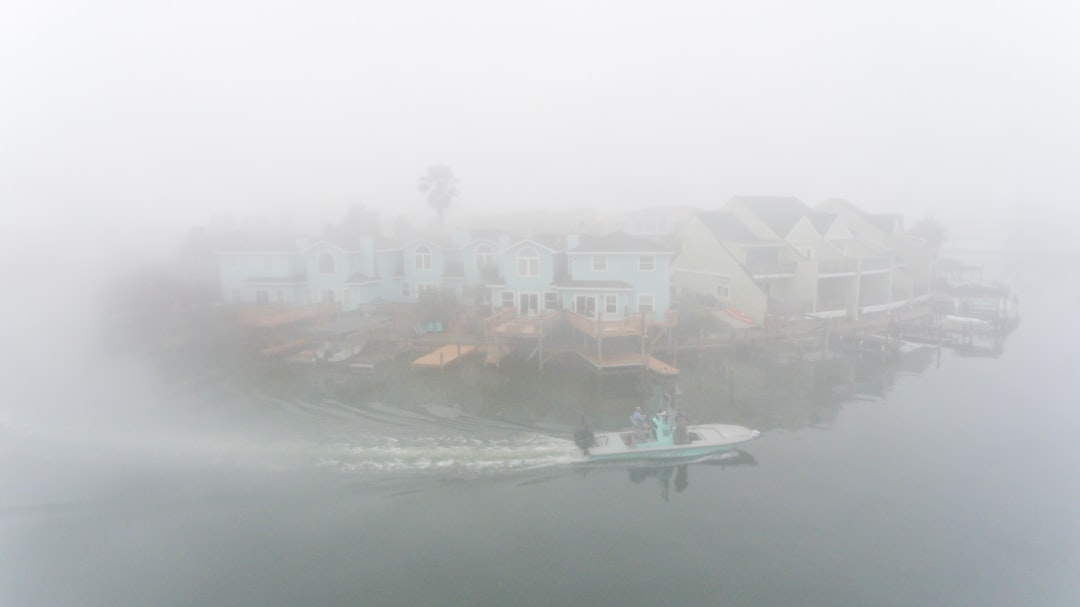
585,423 -> 760,462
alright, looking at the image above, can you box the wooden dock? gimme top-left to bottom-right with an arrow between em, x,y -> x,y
411,344 -> 477,369
646,355 -> 679,376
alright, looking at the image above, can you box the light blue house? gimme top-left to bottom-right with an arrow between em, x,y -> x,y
557,232 -> 673,323
489,236 -> 565,317
218,228 -> 674,323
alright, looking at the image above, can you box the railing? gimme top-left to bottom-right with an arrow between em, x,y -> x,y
485,307 -> 560,337
562,309 -> 644,338
815,297 -> 849,312
818,259 -> 858,275
767,297 -> 811,317
860,256 -> 893,272
746,262 -> 797,277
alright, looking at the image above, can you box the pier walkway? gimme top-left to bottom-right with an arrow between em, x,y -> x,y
411,344 -> 477,369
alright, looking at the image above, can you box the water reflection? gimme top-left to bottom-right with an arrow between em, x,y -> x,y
626,449 -> 758,501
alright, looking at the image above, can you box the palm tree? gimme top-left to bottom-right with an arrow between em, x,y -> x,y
418,165 -> 458,223
909,215 -> 947,253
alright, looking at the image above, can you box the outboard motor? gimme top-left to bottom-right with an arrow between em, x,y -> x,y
573,417 -> 597,455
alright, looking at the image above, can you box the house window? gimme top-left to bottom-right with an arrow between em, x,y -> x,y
419,284 -> 438,296
638,294 -> 655,313
274,289 -> 284,304
639,256 -> 655,271
575,295 -> 596,318
501,291 -> 515,308
476,245 -> 494,271
231,288 -> 241,303
517,247 -> 539,277
544,292 -> 558,310
256,290 -> 269,305
593,255 -> 607,271
716,277 -> 731,299
605,294 -> 617,314
323,290 -> 337,304
415,246 -> 432,270
344,289 -> 352,307
402,282 -> 411,297
319,252 -> 335,274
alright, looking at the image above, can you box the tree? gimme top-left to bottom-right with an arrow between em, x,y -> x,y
418,164 -> 459,223
908,215 -> 948,252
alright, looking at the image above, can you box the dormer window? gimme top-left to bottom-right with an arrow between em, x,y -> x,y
518,247 -> 539,277
476,244 -> 494,271
592,255 -> 608,271
415,246 -> 432,270
319,252 -> 335,274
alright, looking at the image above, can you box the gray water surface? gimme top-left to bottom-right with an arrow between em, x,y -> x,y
3,286 -> 1078,606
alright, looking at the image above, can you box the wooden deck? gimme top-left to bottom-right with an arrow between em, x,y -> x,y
238,304 -> 336,328
411,344 -> 477,369
575,350 -> 647,372
563,310 -> 644,338
646,355 -> 679,376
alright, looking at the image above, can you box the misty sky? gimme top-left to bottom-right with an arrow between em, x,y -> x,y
4,0 -> 1079,248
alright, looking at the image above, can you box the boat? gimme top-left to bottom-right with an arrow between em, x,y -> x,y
574,412 -> 760,462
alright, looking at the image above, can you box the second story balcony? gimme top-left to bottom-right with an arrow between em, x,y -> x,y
860,256 -> 893,273
818,259 -> 859,276
746,261 -> 797,278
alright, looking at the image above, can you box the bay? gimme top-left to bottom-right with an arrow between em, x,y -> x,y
2,282 -> 1078,606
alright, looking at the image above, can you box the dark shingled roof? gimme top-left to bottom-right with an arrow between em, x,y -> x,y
528,233 -> 569,252
806,212 -> 838,235
730,196 -> 810,238
697,212 -> 761,243
571,231 -> 671,253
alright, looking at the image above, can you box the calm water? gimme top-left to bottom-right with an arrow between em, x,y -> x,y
3,283 -> 1079,606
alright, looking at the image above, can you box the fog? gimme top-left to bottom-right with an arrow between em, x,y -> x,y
3,4 -> 1080,605
3,0 -> 1078,454
6,0 -> 1080,249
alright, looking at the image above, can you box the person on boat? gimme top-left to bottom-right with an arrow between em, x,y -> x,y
574,416 -> 597,455
672,404 -> 689,445
631,406 -> 650,441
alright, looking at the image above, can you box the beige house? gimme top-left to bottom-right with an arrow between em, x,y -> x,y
672,211 -> 791,325
816,199 -> 935,303
674,197 -> 913,323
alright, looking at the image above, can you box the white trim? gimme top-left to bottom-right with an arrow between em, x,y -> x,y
861,300 -> 906,314
553,284 -> 632,292
672,267 -> 731,277
569,250 -> 674,256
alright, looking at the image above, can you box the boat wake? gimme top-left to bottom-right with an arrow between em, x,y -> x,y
3,393 -> 583,479
288,399 -> 582,476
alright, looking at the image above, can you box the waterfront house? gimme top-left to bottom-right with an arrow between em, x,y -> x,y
672,211 -> 799,325
816,198 -> 935,304
558,232 -> 673,323
488,236 -> 563,317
